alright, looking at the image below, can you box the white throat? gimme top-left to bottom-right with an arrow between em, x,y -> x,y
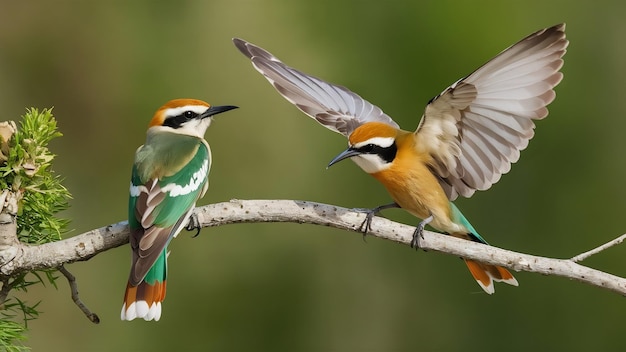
178,117 -> 212,138
351,154 -> 391,174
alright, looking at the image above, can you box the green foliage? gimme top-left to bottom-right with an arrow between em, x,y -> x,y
0,319 -> 28,352
0,108 -> 70,351
0,108 -> 71,243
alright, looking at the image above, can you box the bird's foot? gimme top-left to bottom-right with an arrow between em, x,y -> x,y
186,213 -> 202,238
410,214 -> 433,249
352,208 -> 377,236
352,203 -> 399,237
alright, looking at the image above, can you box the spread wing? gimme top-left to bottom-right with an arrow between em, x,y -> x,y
128,143 -> 210,285
233,38 -> 399,137
415,24 -> 568,200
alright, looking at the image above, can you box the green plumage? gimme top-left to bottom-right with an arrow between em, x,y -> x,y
136,132 -> 203,182
128,129 -> 211,285
449,202 -> 488,245
129,131 -> 211,229
143,249 -> 167,285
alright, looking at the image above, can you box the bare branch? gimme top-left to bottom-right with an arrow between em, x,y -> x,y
0,221 -> 129,276
0,276 -> 15,306
0,199 -> 624,297
193,199 -> 626,295
57,265 -> 100,324
570,234 -> 626,263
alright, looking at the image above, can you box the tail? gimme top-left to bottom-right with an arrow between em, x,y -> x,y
464,259 -> 518,294
450,203 -> 519,294
121,250 -> 167,321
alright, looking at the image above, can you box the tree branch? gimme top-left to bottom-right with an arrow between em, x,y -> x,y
570,234 -> 626,263
0,199 -> 624,296
58,265 -> 100,324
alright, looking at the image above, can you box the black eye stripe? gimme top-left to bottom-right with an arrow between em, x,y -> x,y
356,143 -> 386,154
355,142 -> 397,163
163,110 -> 199,129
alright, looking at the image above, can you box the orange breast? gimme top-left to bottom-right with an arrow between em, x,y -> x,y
370,133 -> 454,232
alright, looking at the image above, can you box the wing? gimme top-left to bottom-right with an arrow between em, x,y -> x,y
415,24 -> 568,200
233,38 -> 399,137
128,143 -> 210,285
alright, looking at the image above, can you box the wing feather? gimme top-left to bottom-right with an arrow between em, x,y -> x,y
416,24 -> 568,200
128,142 -> 210,285
233,38 -> 399,136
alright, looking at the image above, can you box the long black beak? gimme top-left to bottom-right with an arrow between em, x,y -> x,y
327,147 -> 361,168
202,105 -> 239,118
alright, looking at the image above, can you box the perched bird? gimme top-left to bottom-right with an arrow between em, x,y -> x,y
121,99 -> 237,321
233,24 -> 568,294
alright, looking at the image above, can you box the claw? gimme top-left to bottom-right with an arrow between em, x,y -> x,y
410,214 -> 433,249
186,213 -> 202,238
353,203 -> 399,237
355,208 -> 376,235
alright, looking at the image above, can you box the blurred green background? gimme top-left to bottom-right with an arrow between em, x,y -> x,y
1,0 -> 625,351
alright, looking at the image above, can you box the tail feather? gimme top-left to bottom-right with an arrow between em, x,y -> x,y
121,280 -> 166,321
464,259 -> 518,294
122,247 -> 168,321
450,202 -> 518,294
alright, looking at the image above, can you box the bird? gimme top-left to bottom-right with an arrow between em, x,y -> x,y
121,99 -> 237,321
233,23 -> 568,294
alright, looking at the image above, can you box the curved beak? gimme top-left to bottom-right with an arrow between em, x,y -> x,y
202,105 -> 239,118
327,147 -> 361,168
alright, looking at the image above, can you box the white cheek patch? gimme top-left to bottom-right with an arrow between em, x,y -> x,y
179,118 -> 212,138
353,136 -> 395,149
352,154 -> 391,174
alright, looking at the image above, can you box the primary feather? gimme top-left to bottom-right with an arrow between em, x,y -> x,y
233,38 -> 399,136
416,24 -> 568,199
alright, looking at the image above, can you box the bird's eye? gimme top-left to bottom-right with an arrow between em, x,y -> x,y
183,111 -> 196,119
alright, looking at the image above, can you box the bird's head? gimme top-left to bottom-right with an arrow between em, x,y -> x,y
328,122 -> 398,174
148,99 -> 238,138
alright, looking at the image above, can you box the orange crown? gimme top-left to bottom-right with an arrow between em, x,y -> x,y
148,99 -> 210,127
